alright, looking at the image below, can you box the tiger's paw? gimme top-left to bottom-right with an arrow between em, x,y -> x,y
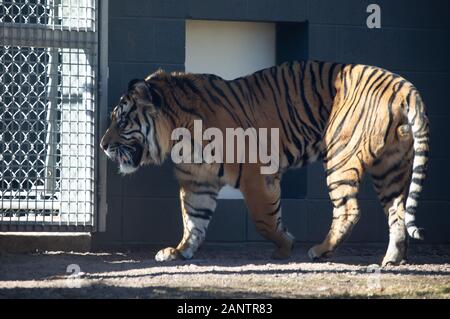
308,245 -> 332,261
155,247 -> 183,262
271,246 -> 293,260
271,231 -> 295,260
381,255 -> 407,267
307,246 -> 321,261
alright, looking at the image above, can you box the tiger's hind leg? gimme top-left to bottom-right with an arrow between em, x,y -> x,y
240,173 -> 294,260
370,140 -> 414,266
308,158 -> 364,260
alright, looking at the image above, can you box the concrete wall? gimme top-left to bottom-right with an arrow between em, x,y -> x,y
93,0 -> 450,247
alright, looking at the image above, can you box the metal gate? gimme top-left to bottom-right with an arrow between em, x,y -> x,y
0,0 -> 98,231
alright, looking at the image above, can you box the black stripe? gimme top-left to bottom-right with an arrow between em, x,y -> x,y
413,165 -> 427,174
327,63 -> 339,97
405,206 -> 416,213
328,180 -> 359,190
203,82 -> 241,124
388,170 -> 407,185
405,221 -> 416,228
193,190 -> 218,198
268,200 -> 281,216
408,191 -> 421,200
186,180 -> 217,189
170,91 -> 205,121
389,217 -> 398,227
253,73 -> 267,100
183,77 -> 216,113
218,163 -> 224,178
299,61 -> 321,139
326,68 -> 382,154
208,78 -> 243,125
384,80 -> 406,144
184,202 -> 214,219
235,80 -> 256,120
224,81 -> 253,126
380,189 -> 403,206
174,165 -> 192,176
317,61 -> 325,89
331,193 -> 358,208
280,67 -> 307,157
186,212 -> 212,220
261,71 -> 291,140
309,62 -> 328,126
327,71 -> 390,162
242,77 -> 261,105
411,177 -> 424,185
234,163 -> 243,189
284,147 -> 295,166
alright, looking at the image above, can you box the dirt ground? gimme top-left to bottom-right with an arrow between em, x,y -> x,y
0,243 -> 449,299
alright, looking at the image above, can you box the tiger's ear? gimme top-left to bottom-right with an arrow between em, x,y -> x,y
127,79 -> 141,91
128,79 -> 163,113
148,85 -> 163,110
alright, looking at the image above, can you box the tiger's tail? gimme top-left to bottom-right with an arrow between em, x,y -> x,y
404,89 -> 429,240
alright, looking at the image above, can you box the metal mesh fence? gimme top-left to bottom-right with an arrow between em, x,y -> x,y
0,0 -> 97,230
0,0 -> 95,30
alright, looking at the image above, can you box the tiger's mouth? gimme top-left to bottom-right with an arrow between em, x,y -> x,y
131,143 -> 144,166
114,143 -> 144,174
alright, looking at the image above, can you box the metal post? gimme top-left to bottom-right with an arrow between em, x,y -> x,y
44,0 -> 60,195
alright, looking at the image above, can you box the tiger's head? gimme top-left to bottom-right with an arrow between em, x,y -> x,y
100,79 -> 165,174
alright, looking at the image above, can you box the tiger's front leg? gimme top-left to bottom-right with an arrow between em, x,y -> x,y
155,182 -> 219,262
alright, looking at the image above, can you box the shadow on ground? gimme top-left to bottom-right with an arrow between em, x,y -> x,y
1,244 -> 449,298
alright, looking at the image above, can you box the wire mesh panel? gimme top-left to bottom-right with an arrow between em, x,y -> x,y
0,0 -> 97,231
0,0 -> 95,30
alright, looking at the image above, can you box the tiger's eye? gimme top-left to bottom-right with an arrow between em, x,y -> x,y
117,118 -> 127,130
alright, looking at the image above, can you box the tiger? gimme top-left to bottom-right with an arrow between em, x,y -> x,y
100,60 -> 429,266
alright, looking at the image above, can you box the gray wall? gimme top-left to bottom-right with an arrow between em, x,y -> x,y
93,0 -> 450,247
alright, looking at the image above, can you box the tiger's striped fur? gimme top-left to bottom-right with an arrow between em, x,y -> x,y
101,60 -> 429,266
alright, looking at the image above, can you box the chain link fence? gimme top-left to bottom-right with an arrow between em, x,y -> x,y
0,0 -> 98,231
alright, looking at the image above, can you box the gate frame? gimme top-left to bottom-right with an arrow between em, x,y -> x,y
97,0 -> 108,232
0,0 -> 108,233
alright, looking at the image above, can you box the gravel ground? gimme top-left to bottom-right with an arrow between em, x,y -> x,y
0,244 -> 449,299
